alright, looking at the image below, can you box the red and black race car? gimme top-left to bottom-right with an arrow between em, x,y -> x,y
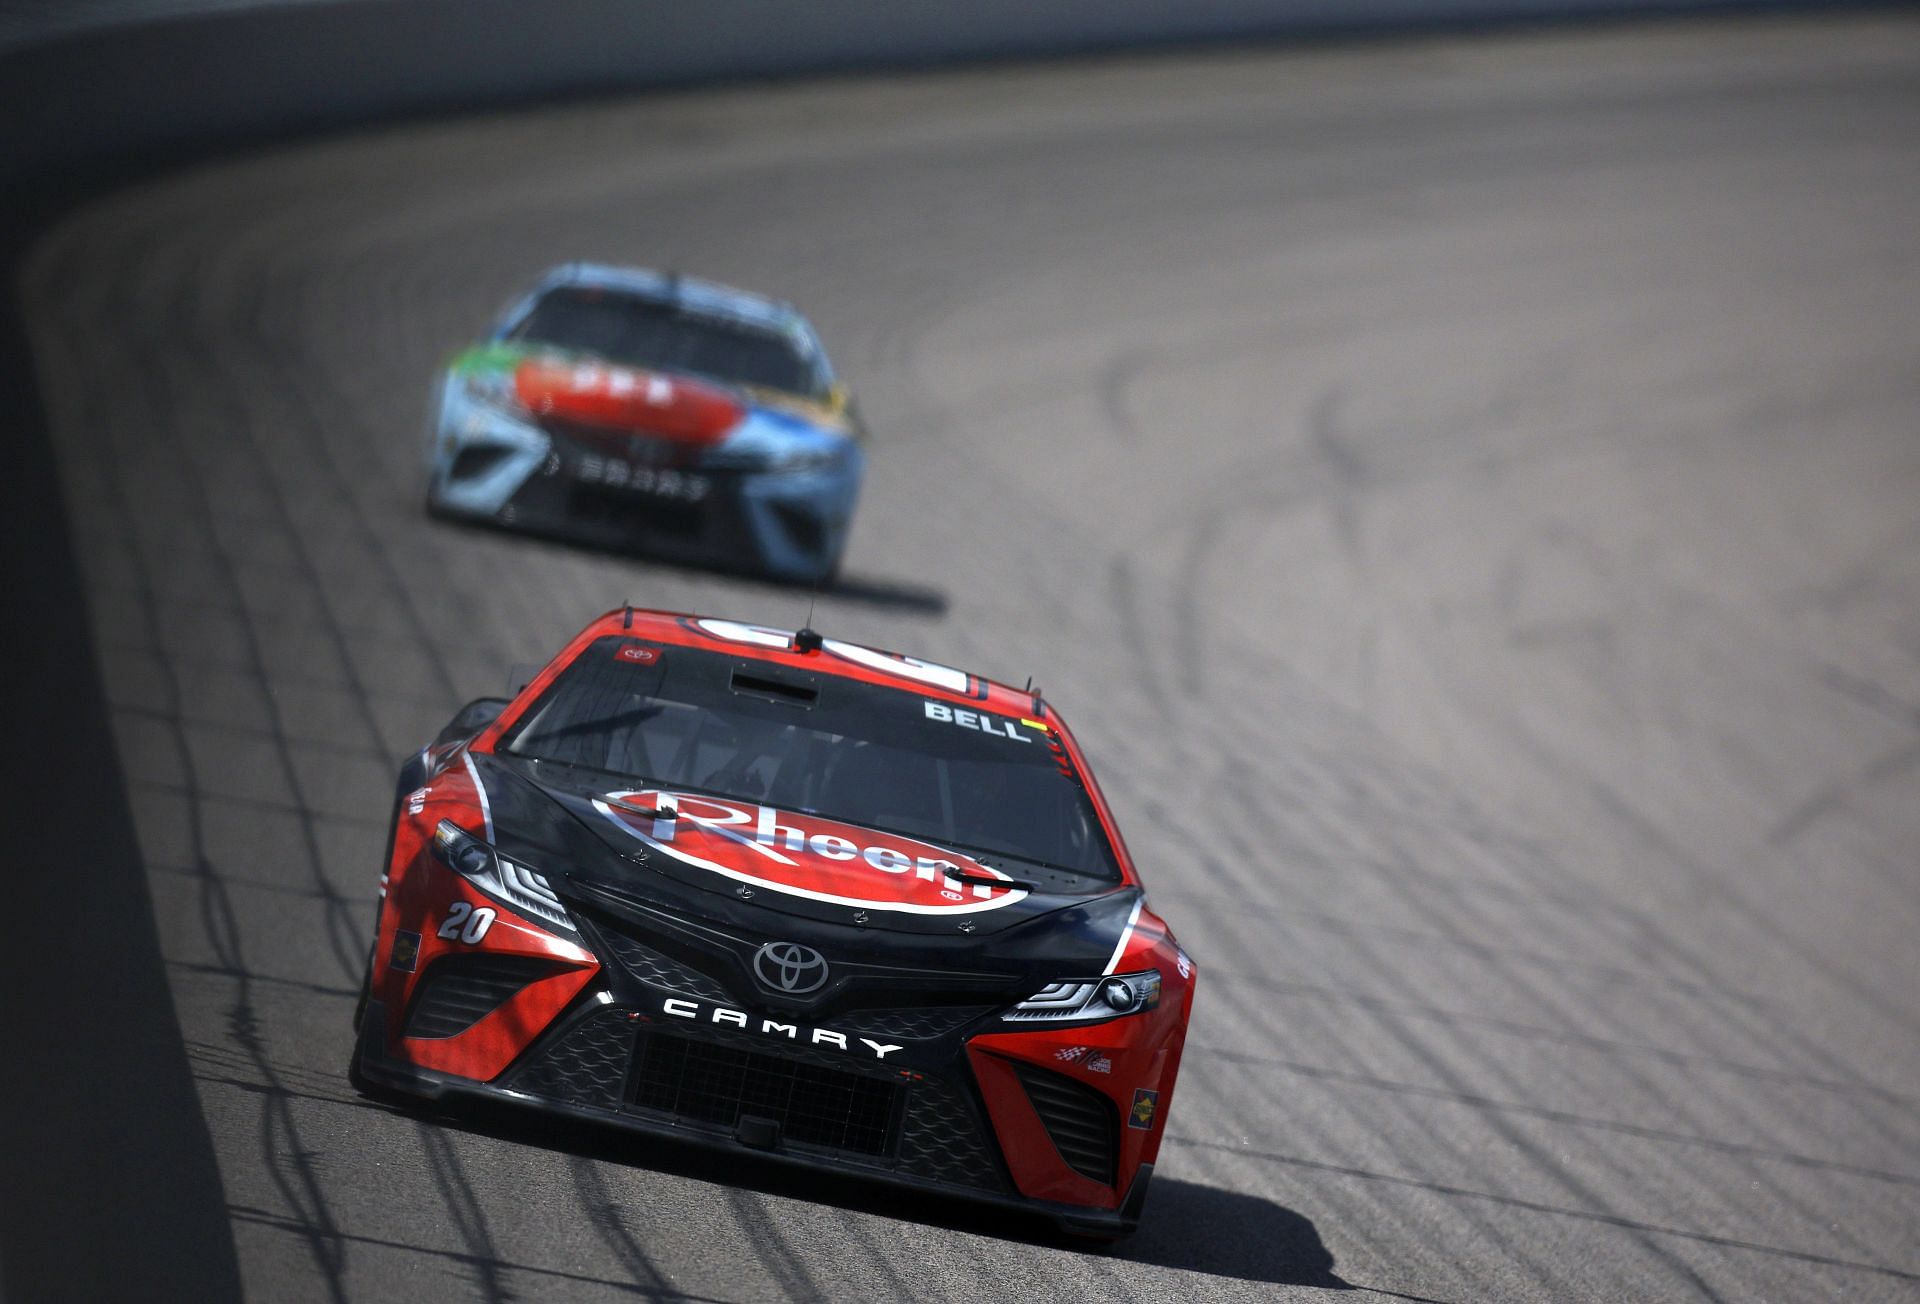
350,608 -> 1195,1237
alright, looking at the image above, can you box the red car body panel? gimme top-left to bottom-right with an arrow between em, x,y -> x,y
471,611 -> 1144,886
353,608 -> 1193,1235
373,762 -> 602,1081
513,358 -> 745,445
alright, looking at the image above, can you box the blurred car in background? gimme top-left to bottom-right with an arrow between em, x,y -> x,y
427,265 -> 864,584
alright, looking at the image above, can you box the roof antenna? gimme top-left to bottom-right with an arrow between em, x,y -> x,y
1029,682 -> 1044,715
793,595 -> 822,654
622,601 -> 633,629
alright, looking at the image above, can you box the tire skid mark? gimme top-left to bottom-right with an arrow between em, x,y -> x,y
1334,537 -> 1920,1064
1158,886 -> 1782,1014
1374,737 -> 1920,1156
1199,631 -> 1920,1135
1198,970 -> 1563,1292
1228,772 -> 1920,1190
1173,1139 -> 1920,1285
1585,760 -> 1920,1047
1096,344 -> 1154,446
1107,557 -> 1183,730
1185,853 -> 1565,1287
1188,1047 -> 1920,1189
1286,764 -> 1896,1284
1212,885 -> 1729,1298
228,1205 -> 736,1300
1139,590 -> 1918,1292
1209,795 -> 1663,929
1142,648 -> 1890,1290
1205,964 -> 1918,1108
1768,736 -> 1920,859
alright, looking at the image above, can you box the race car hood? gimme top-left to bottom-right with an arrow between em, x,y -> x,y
512,354 -> 743,445
471,752 -> 1135,972
449,342 -> 853,451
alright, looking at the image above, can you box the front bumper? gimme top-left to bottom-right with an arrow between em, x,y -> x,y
360,862 -> 1180,1235
425,389 -> 860,583
354,995 -> 1154,1237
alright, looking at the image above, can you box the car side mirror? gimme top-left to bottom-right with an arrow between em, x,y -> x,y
433,696 -> 510,748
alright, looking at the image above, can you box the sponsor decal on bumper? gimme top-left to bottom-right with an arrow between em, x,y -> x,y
659,996 -> 902,1060
390,930 -> 422,973
564,452 -> 712,502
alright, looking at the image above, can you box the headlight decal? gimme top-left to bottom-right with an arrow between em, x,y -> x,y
430,818 -> 575,937
1004,970 -> 1161,1025
458,367 -> 521,411
1102,895 -> 1145,975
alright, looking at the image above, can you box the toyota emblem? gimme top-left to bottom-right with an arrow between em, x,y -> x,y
752,942 -> 829,994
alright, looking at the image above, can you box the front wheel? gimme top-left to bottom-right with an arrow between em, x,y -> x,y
346,993 -> 416,1109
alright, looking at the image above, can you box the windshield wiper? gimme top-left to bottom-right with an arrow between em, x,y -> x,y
517,755 -> 665,793
518,754 -> 624,779
946,870 -> 1038,893
609,794 -> 677,819
518,760 -> 1081,886
911,831 -> 1111,882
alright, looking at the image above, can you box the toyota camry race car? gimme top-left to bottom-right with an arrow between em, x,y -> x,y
426,265 -> 864,584
350,608 -> 1195,1237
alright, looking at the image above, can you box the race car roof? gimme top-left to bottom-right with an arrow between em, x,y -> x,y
558,608 -> 1044,717
533,263 -> 816,343
471,607 -> 1141,886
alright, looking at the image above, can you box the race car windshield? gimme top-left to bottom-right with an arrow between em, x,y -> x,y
512,287 -> 820,397
501,638 -> 1121,881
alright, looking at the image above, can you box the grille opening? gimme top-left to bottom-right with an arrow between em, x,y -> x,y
562,484 -> 707,537
506,1005 -> 635,1109
730,669 -> 819,707
629,1032 -> 897,1156
897,1074 -> 1008,1192
1011,1059 -> 1118,1186
540,418 -> 688,460
450,445 -> 514,482
832,1006 -> 995,1041
768,500 -> 828,555
596,927 -> 733,1002
403,954 -> 563,1039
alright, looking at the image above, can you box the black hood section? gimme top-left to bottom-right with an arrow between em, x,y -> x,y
468,752 -> 1141,1015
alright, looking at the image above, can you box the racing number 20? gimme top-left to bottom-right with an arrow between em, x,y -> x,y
437,901 -> 495,944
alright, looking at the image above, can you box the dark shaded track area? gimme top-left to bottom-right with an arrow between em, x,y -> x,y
14,15 -> 1920,1300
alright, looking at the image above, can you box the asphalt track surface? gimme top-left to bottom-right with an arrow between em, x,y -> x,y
16,15 -> 1920,1301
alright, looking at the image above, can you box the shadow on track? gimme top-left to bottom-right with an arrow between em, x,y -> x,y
358,1092 -> 1356,1290
426,511 -> 949,617
0,216 -> 243,1303
1121,1176 -> 1352,1288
